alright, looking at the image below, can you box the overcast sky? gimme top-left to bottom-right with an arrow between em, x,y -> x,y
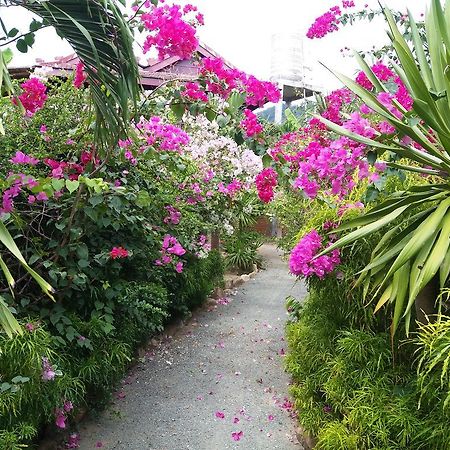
2,0 -> 425,90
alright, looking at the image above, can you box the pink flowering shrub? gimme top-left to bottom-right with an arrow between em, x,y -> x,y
307,6 -> 342,39
155,234 -> 186,273
73,62 -> 87,88
240,109 -> 263,137
163,205 -> 181,225
137,116 -> 190,153
201,57 -> 280,107
140,3 -> 203,60
110,246 -> 129,259
10,151 -> 39,166
182,82 -> 208,102
356,62 -> 413,111
255,168 -> 278,203
12,78 -> 47,115
289,230 -> 341,278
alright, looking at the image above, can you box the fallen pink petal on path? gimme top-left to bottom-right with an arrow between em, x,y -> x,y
231,431 -> 243,441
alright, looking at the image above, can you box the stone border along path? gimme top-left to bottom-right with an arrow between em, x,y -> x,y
78,244 -> 306,450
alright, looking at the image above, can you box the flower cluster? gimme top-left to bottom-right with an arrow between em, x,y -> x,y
55,401 -> 73,429
65,433 -> 80,449
218,179 -> 242,198
110,246 -> 129,259
44,157 -> 85,180
163,205 -> 181,225
155,234 -> 186,273
184,115 -> 263,184
188,234 -> 211,259
73,62 -> 87,88
255,168 -> 278,203
201,57 -> 280,107
289,230 -> 340,278
240,109 -> 263,137
42,357 -> 56,381
140,3 -> 203,60
1,173 -> 51,215
137,116 -> 190,153
292,136 -> 372,199
265,79 -> 390,200
322,88 -> 354,125
10,151 -> 39,166
12,78 -> 47,115
306,6 -> 342,39
356,62 -> 413,111
182,82 -> 208,102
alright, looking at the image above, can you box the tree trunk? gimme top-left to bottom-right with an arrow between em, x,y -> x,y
415,277 -> 439,325
211,231 -> 220,251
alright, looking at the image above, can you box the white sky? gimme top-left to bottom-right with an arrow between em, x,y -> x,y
1,0 -> 426,90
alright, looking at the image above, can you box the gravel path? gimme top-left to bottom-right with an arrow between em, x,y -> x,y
78,244 -> 306,450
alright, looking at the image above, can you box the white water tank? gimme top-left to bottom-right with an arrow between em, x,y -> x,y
270,33 -> 310,86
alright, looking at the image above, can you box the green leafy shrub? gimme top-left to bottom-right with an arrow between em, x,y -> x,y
222,231 -> 263,272
117,282 -> 170,335
166,250 -> 224,314
286,231 -> 450,449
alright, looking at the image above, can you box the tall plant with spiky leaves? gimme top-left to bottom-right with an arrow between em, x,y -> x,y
317,0 -> 450,337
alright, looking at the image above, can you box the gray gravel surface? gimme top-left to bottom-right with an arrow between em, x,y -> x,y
78,244 -> 306,450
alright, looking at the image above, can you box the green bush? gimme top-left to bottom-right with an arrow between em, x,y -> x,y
222,231 -> 263,272
286,234 -> 450,449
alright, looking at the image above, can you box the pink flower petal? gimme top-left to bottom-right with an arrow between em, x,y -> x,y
231,431 -> 243,441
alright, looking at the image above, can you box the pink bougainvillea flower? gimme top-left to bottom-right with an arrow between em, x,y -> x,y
55,409 -> 66,428
255,168 -> 278,203
233,417 -> 240,424
241,109 -> 263,137
140,3 -> 202,60
65,432 -> 80,449
175,261 -> 184,273
12,77 -> 47,115
95,442 -> 103,448
307,6 -> 341,39
25,322 -> 34,332
116,390 -> 126,400
42,357 -> 56,381
73,62 -> 87,88
10,151 -> 39,166
63,400 -> 73,412
231,431 -> 243,441
268,414 -> 275,421
110,246 -> 129,259
36,191 -> 49,201
289,230 -> 341,279
182,82 -> 208,102
215,411 -> 225,419
167,242 -> 186,256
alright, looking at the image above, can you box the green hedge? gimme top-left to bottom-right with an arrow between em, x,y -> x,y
286,238 -> 450,449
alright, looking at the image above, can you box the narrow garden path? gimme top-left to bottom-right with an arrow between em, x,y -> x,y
78,245 -> 306,450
